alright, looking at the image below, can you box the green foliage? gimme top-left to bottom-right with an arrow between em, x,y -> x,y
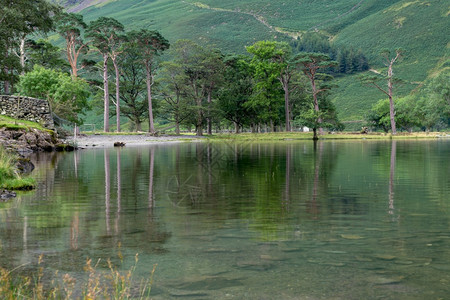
0,0 -> 60,92
414,71 -> 450,130
54,12 -> 89,76
161,39 -> 226,135
122,28 -> 169,132
27,39 -> 68,71
115,38 -> 148,132
291,32 -> 369,74
0,146 -> 15,180
294,52 -> 338,73
366,98 -> 391,132
55,11 -> 87,39
128,29 -> 170,61
246,41 -> 289,127
217,55 -> 254,131
1,177 -> 35,190
17,65 -> 90,124
158,61 -> 191,133
86,17 -> 125,54
366,69 -> 450,132
70,0 -> 447,123
367,96 -> 428,132
295,98 -> 343,131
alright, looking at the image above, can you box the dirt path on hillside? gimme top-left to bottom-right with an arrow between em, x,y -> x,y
185,0 -> 367,38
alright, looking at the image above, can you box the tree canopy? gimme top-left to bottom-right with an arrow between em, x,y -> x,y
17,65 -> 90,124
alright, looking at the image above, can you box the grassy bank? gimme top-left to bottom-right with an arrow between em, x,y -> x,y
0,115 -> 50,132
205,131 -> 449,142
0,146 -> 35,190
76,131 -> 449,142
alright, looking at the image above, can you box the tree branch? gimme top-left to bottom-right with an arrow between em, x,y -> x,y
371,82 -> 389,96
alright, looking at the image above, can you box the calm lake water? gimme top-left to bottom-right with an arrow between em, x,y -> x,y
1,139 -> 449,299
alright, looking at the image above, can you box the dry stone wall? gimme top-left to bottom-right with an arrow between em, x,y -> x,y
0,95 -> 55,130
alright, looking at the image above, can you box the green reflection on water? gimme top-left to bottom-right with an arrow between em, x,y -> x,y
0,140 -> 449,299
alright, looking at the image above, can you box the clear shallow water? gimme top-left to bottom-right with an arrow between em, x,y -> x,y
0,139 -> 449,299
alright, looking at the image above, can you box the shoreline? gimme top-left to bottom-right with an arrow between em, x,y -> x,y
65,134 -> 204,148
64,132 -> 450,149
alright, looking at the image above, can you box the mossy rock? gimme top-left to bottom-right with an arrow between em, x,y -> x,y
55,143 -> 76,152
16,157 -> 35,174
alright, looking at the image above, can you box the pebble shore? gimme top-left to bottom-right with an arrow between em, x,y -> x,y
66,134 -> 203,148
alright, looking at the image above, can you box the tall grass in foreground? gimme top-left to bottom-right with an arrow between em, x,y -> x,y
0,254 -> 157,299
0,146 -> 35,190
0,145 -> 16,180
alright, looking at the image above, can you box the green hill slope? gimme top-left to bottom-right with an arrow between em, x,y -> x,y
59,0 -> 449,123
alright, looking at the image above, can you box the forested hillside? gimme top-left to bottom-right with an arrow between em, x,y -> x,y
1,0 -> 447,133
54,0 -> 449,123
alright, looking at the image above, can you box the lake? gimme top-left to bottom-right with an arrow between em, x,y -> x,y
0,139 -> 449,299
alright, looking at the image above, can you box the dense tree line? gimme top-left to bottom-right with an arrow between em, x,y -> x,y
0,1 -> 341,136
0,0 -> 60,93
1,1 -> 448,136
291,32 -> 369,75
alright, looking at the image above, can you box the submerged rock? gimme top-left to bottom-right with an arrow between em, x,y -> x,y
324,250 -> 347,254
16,157 -> 35,174
167,275 -> 244,291
394,260 -> 414,265
366,275 -> 404,285
307,259 -> 345,267
341,234 -> 364,240
355,256 -> 373,262
0,189 -> 17,201
55,143 -> 76,151
168,290 -> 209,297
374,254 -> 396,260
259,254 -> 285,261
236,260 -> 274,271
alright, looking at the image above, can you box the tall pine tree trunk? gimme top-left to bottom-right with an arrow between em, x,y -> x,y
103,54 -> 110,132
146,63 -> 155,134
113,58 -> 120,132
387,64 -> 396,135
207,89 -> 212,135
281,75 -> 291,132
312,77 -> 323,134
19,37 -> 26,75
284,85 -> 291,132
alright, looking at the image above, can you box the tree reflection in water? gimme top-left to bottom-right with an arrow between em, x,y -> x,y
104,148 -> 111,235
149,147 -> 155,210
115,148 -> 122,234
388,140 -> 397,220
309,140 -> 323,219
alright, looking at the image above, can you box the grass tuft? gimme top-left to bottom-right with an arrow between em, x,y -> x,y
0,253 -> 157,299
0,146 -> 36,190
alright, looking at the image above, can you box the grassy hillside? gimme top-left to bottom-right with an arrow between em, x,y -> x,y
332,1 -> 449,121
59,0 -> 449,123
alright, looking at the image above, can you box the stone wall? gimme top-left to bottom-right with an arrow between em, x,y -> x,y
0,95 -> 55,130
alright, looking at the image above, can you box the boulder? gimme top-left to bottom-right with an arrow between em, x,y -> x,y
114,141 -> 126,147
